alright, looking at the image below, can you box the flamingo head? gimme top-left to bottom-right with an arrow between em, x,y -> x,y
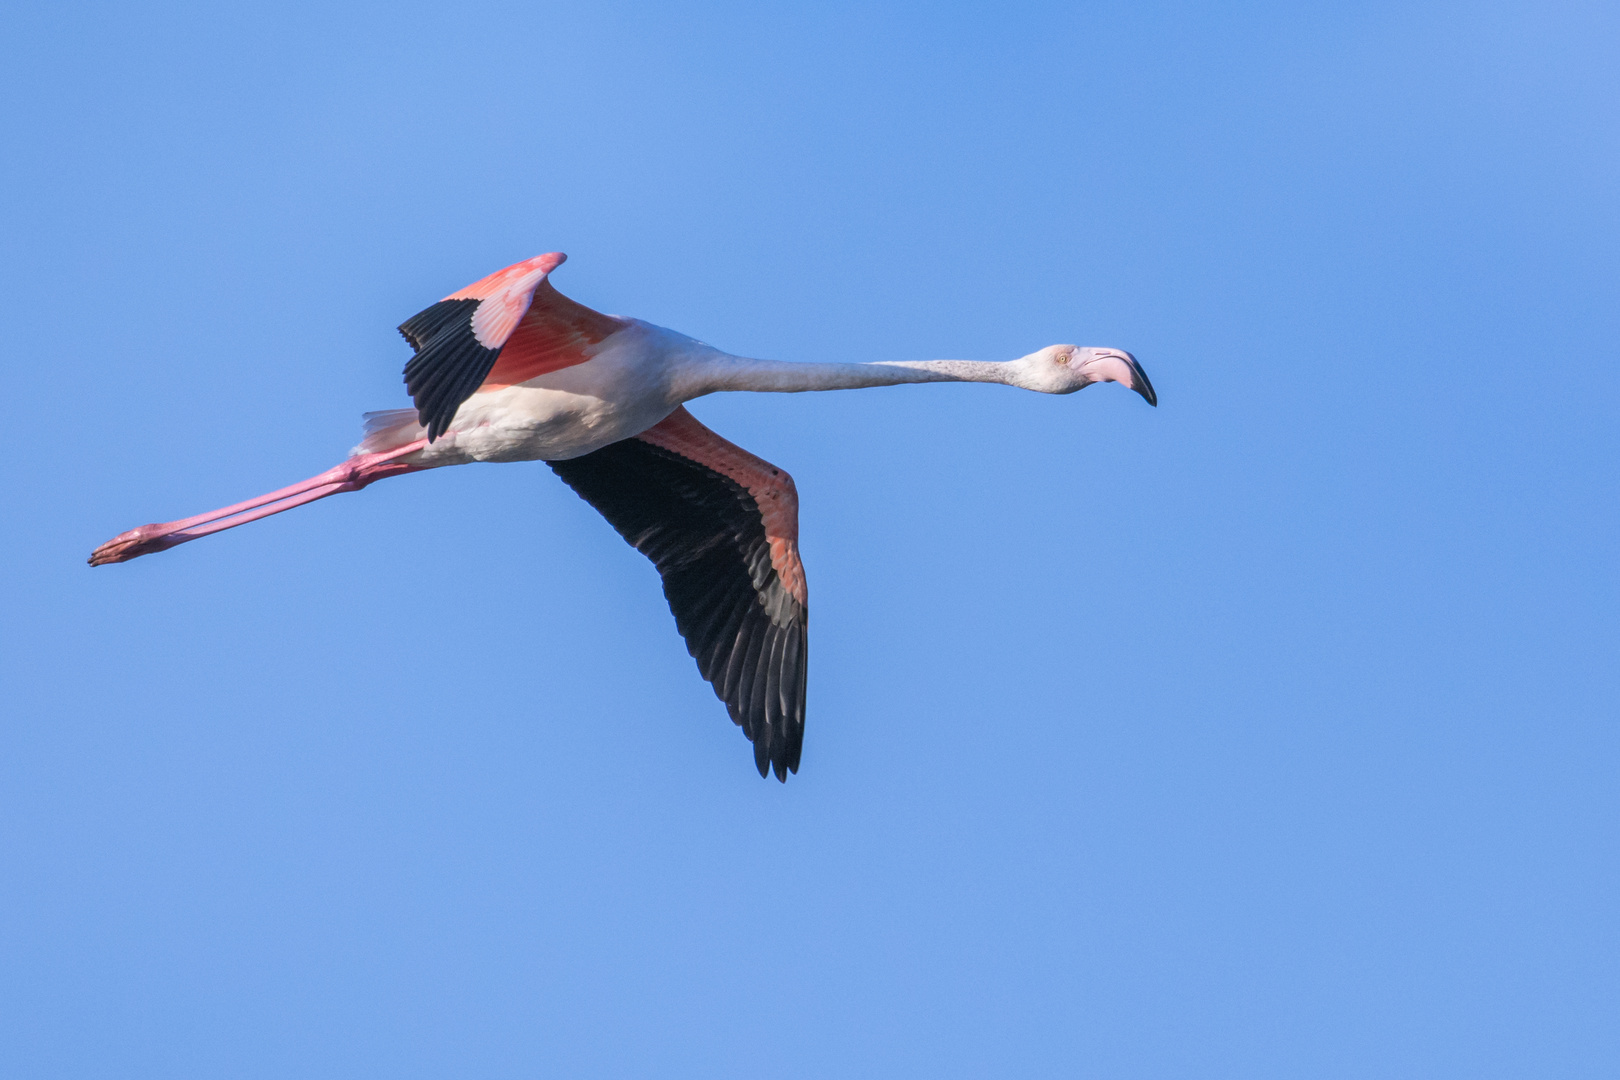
1015,345 -> 1157,405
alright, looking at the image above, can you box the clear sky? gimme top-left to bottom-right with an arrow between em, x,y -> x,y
3,1 -> 1616,1076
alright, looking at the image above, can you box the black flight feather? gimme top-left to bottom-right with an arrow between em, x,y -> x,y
549,436 -> 808,781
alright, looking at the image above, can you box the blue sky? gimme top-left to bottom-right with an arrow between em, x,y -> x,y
3,1 -> 1616,1076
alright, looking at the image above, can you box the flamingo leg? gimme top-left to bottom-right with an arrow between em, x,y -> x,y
88,439 -> 429,566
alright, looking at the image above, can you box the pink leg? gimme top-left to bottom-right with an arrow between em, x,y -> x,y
88,439 -> 430,566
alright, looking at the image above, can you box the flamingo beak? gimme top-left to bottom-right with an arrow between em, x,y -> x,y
1084,350 -> 1157,406
1120,351 -> 1157,407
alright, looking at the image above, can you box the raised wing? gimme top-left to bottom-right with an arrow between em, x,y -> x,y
399,252 -> 628,441
549,407 -> 809,781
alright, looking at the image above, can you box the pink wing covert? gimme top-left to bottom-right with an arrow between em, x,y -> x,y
399,252 -> 629,440
635,408 -> 808,607
450,251 -> 568,347
478,276 -> 631,391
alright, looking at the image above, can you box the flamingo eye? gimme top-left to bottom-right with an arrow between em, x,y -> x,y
1054,351 -> 1070,365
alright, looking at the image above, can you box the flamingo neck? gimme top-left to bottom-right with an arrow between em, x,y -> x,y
679,349 -> 1022,397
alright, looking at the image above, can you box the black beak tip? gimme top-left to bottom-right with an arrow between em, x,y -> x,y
1126,354 -> 1157,407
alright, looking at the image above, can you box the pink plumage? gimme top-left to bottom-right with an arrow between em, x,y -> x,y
90,252 -> 1156,779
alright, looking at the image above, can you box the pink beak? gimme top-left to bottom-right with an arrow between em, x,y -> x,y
1082,350 -> 1157,406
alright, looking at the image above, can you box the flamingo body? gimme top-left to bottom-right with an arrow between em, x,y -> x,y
90,252 -> 1157,780
379,320 -> 713,466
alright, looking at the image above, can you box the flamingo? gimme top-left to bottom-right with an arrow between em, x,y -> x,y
89,252 -> 1157,780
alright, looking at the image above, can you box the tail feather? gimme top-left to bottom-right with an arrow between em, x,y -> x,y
356,409 -> 425,455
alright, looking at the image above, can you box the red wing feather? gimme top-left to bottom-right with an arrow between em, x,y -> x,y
399,252 -> 629,440
478,279 -> 630,391
634,408 -> 807,607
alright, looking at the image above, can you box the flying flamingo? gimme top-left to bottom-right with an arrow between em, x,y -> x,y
90,252 -> 1156,780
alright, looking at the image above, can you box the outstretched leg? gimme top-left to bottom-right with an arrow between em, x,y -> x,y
88,440 -> 429,566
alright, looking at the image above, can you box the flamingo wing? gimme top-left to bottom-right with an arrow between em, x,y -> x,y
549,407 -> 809,781
399,252 -> 629,440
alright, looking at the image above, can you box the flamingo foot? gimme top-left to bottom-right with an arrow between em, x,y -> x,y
89,524 -> 188,565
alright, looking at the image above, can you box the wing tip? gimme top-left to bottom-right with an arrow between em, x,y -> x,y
755,740 -> 800,782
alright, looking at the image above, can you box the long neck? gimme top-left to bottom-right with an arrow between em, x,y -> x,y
677,348 -> 1021,399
